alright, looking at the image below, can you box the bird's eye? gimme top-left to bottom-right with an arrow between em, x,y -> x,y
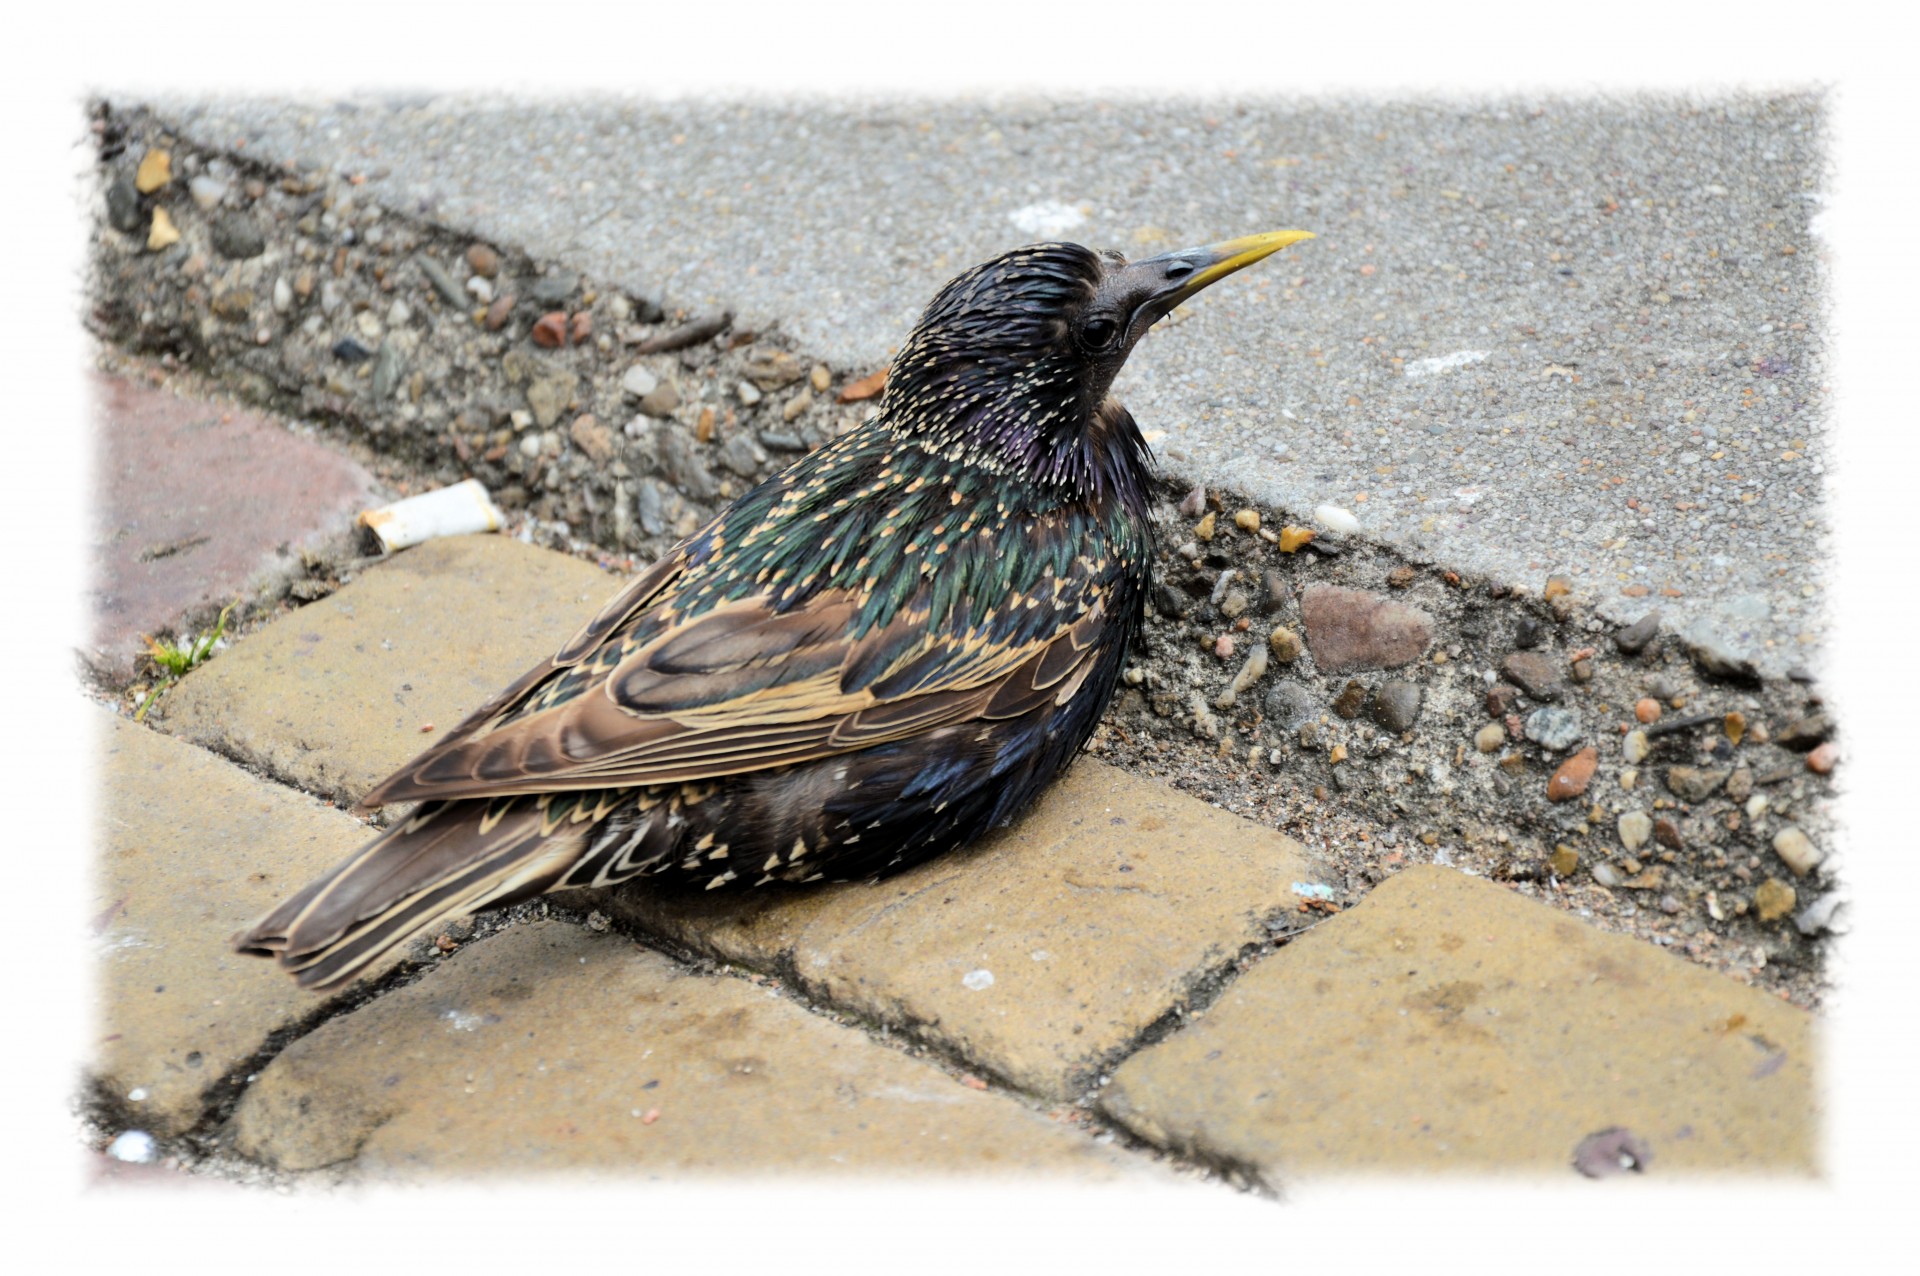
1082,316 -> 1119,350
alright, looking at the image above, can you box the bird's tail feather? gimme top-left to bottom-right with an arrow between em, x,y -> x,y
233,799 -> 587,991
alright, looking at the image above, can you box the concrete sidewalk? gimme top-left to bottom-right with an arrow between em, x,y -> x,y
144,91 -> 1830,678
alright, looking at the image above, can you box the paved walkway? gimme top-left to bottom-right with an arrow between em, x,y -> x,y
146,92 -> 1830,678
85,373 -> 1817,1186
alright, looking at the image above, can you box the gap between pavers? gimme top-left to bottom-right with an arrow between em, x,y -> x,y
154,534 -> 614,805
90,707 -> 406,1138
88,371 -> 380,683
227,916 -> 1166,1181
150,529 -> 1333,1103
1098,864 -> 1818,1182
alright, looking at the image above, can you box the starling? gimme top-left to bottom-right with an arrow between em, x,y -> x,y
236,229 -> 1314,989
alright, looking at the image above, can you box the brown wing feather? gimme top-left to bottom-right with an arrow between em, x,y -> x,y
359,579 -> 1109,807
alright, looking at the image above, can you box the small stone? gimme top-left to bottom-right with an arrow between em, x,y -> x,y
105,176 -> 141,233
1614,611 -> 1661,655
1549,846 -> 1579,877
1513,616 -> 1545,649
526,374 -> 574,429
1623,730 -> 1651,764
331,338 -> 372,365
1772,827 -> 1823,877
1524,706 -> 1582,752
636,383 -> 679,417
810,364 -> 832,393
1262,682 -> 1316,732
272,275 -> 293,314
737,380 -> 764,406
745,350 -> 808,391
209,214 -> 266,260
1794,893 -> 1848,937
1329,743 -> 1349,765
417,256 -> 468,307
1775,714 -> 1831,751
570,312 -> 593,343
1332,680 -> 1368,719
1618,810 -> 1653,852
570,414 -> 615,464
1314,503 -> 1359,534
1653,817 -> 1683,850
1220,589 -> 1249,619
106,1130 -> 158,1164
1543,575 -> 1571,601
622,365 -> 659,398
1548,747 -> 1598,802
1592,862 -> 1624,888
1806,741 -> 1838,774
1387,565 -> 1415,589
485,294 -> 515,331
146,206 -> 180,251
1215,646 -> 1270,709
1213,634 -> 1234,660
782,389 -> 814,422
1371,680 -> 1422,733
135,147 -> 172,193
532,312 -> 569,348
370,341 -> 404,401
1261,570 -> 1288,612
1233,509 -> 1261,532
467,275 -> 493,303
1277,526 -> 1315,553
529,271 -> 579,305
1474,723 -> 1505,753
1634,697 -> 1662,724
1666,766 -> 1731,803
1154,583 -> 1188,619
188,174 -> 228,210
1194,511 -> 1216,541
466,243 -> 500,278
1724,711 -> 1747,746
1267,626 -> 1303,662
1726,767 -> 1754,802
1486,683 -> 1521,717
1300,585 -> 1432,673
1752,878 -> 1797,923
1177,485 -> 1206,517
1500,651 -> 1563,701
1688,631 -> 1758,681
719,432 -> 769,477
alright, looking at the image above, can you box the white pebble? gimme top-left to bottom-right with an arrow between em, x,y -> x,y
961,969 -> 995,991
622,365 -> 659,398
518,433 -> 544,458
1404,349 -> 1489,379
187,175 -> 228,210
272,276 -> 293,314
106,1130 -> 157,1164
624,414 -> 657,440
1313,503 -> 1359,534
126,1088 -> 148,1102
467,275 -> 493,303
736,381 -> 763,406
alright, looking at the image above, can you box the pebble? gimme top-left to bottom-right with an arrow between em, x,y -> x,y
1666,766 -> 1731,803
621,365 -> 659,398
1474,723 -> 1505,752
1220,588 -> 1250,619
1794,893 -> 1848,936
106,176 -> 141,233
1614,611 -> 1661,655
1592,862 -> 1624,888
417,255 -> 468,307
1387,565 -> 1415,589
146,206 -> 180,251
1371,680 -> 1422,733
1277,525 -> 1315,552
188,174 -> 228,210
1500,651 -> 1563,701
1776,714 -> 1831,751
1154,584 -> 1189,619
532,312 -> 569,348
1724,711 -> 1747,746
1772,826 -> 1823,877
1267,626 -> 1303,662
1688,631 -> 1758,681
1177,485 -> 1206,517
1549,846 -> 1579,876
331,337 -> 372,365
1208,570 -> 1235,607
1194,511 -> 1217,541
371,342 -> 404,401
737,380 -> 763,406
529,271 -> 579,305
1547,747 -> 1598,802
1332,680 -> 1368,719
1263,682 -> 1316,732
1314,503 -> 1359,534
106,1130 -> 158,1164
1634,697 -> 1662,724
1806,741 -> 1838,774
640,384 -> 681,417
1726,767 -> 1754,802
272,275 -> 293,314
1260,570 -> 1288,612
1512,616 -> 1544,650
719,432 -> 769,477
1523,706 -> 1582,752
135,147 -> 171,193
466,243 -> 500,278
1753,878 -> 1797,923
1653,817 -> 1683,850
1485,683 -> 1521,717
782,389 -> 814,422
811,364 -> 832,393
485,294 -> 515,331
1622,730 -> 1650,764
209,214 -> 266,260
1300,585 -> 1432,673
1618,810 -> 1652,852
1215,645 -> 1270,709
467,275 -> 493,303
1233,509 -> 1261,532
570,414 -> 616,464
1213,634 -> 1234,659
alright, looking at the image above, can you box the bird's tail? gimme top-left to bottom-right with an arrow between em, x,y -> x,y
232,797 -> 590,992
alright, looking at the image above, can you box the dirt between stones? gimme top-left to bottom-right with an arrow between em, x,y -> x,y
85,102 -> 1838,1010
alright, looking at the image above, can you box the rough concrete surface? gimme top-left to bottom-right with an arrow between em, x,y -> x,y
228,917 -> 1157,1180
155,533 -> 611,803
90,707 -> 398,1136
1099,864 -> 1817,1182
594,757 -> 1327,1099
88,370 -> 378,679
147,93 -> 1829,676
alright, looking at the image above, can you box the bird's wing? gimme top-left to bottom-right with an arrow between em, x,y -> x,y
358,524 -> 1117,807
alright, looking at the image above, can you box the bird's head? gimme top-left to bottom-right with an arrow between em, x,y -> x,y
882,230 -> 1313,499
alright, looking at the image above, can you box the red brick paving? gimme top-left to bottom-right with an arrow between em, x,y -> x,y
87,373 -> 379,680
